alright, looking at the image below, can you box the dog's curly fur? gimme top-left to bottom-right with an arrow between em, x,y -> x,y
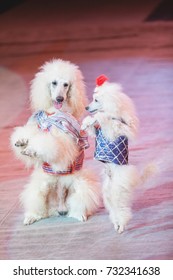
30,59 -> 87,119
82,79 -> 154,233
11,59 -> 101,225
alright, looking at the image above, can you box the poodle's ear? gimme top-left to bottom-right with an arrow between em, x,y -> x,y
68,68 -> 88,119
30,70 -> 52,112
120,96 -> 139,140
122,111 -> 139,139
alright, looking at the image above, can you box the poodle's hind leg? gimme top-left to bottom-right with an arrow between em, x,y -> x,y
103,188 -> 132,233
66,171 -> 101,222
103,165 -> 137,233
110,205 -> 132,234
67,189 -> 87,222
57,185 -> 69,216
103,176 -> 132,234
102,177 -> 122,232
20,172 -> 50,225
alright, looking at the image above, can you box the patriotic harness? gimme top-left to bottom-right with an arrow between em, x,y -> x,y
33,110 -> 89,175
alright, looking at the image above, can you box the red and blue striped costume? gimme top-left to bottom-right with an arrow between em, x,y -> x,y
33,110 -> 89,175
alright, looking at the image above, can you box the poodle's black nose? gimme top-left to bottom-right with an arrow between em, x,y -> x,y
56,96 -> 64,103
58,211 -> 68,216
85,106 -> 89,111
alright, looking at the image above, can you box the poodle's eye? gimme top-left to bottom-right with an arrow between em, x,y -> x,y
95,99 -> 98,102
64,83 -> 69,88
52,81 -> 57,86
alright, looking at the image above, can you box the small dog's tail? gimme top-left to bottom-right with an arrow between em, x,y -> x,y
139,162 -> 158,185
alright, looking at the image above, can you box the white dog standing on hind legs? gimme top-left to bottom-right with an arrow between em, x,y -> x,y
11,59 -> 101,225
82,75 -> 155,233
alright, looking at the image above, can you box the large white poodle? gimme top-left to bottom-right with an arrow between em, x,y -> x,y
82,75 -> 155,233
11,59 -> 101,225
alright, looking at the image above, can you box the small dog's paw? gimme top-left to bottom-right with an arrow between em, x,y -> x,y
23,215 -> 42,225
15,139 -> 28,147
81,116 -> 95,130
21,148 -> 37,158
114,224 -> 124,234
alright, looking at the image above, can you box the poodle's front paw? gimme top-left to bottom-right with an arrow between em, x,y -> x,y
15,139 -> 28,148
23,214 -> 42,225
81,116 -> 96,131
21,148 -> 37,158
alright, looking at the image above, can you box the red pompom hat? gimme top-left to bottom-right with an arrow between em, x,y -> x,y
96,74 -> 108,86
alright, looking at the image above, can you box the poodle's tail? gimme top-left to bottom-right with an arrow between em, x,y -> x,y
139,162 -> 158,185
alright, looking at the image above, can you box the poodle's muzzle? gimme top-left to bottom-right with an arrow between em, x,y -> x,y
85,97 -> 102,113
85,106 -> 98,114
56,96 -> 64,103
49,79 -> 70,109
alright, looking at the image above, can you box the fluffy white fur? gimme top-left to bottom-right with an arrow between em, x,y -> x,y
30,59 -> 87,119
11,59 -> 101,225
82,80 -> 154,233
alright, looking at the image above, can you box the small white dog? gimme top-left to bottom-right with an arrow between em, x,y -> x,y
11,59 -> 101,225
82,75 -> 154,233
